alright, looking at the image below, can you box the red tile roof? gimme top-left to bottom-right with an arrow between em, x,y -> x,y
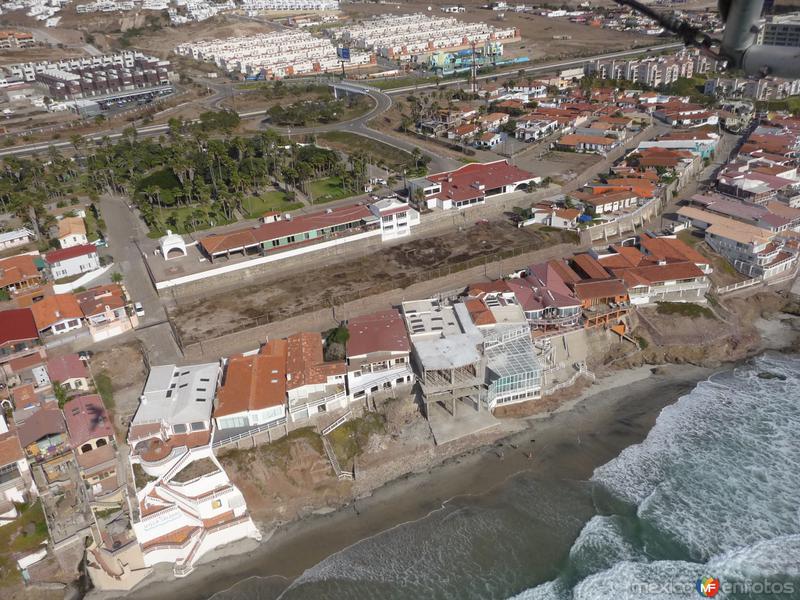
346,309 -> 410,358
45,244 -> 97,264
0,308 -> 39,346
215,343 -> 287,417
571,254 -> 611,280
47,353 -> 88,383
63,394 -> 113,447
0,254 -> 41,290
573,279 -> 629,301
286,332 -> 345,391
75,284 -> 126,318
30,294 -> 83,330
200,204 -> 372,256
425,160 -> 535,204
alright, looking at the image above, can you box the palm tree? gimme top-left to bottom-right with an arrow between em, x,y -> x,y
111,272 -> 123,284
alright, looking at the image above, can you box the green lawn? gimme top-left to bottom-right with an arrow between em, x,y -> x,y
317,131 -> 425,175
241,191 -> 302,219
655,301 -> 716,319
0,501 -> 49,587
145,205 -> 233,238
329,413 -> 386,466
308,177 -> 355,204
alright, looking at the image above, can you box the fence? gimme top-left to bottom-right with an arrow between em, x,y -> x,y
211,417 -> 288,451
178,240 -> 578,360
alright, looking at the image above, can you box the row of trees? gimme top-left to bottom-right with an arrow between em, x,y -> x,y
1,110 -> 393,236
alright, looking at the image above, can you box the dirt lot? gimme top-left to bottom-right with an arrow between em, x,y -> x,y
515,150 -> 602,185
170,221 -> 576,344
90,342 -> 147,433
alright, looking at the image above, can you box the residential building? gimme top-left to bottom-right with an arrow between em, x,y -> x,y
553,134 -> 618,154
175,31 -> 373,79
0,416 -> 36,523
0,30 -> 35,49
678,206 -> 797,278
594,238 -> 710,304
46,354 -> 89,391
408,160 -> 538,211
63,395 -> 120,500
572,278 -> 630,328
521,261 -> 583,330
127,362 -> 260,577
402,299 -> 486,417
46,244 -> 100,280
30,293 -> 84,336
75,284 -> 137,342
285,332 -> 346,422
0,227 -> 35,251
0,254 -> 44,295
0,308 -> 44,373
345,309 -> 414,404
368,196 -> 421,240
57,217 -> 88,248
214,340 -> 287,431
17,407 -> 69,465
338,13 -> 518,60
476,132 -> 503,149
572,189 -> 640,216
758,13 -> 800,48
198,204 -> 380,262
515,117 -> 559,142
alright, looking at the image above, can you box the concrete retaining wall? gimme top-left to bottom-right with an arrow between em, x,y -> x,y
181,240 -> 577,361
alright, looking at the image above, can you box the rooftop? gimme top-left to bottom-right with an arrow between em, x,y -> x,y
57,216 -> 86,239
63,395 -> 113,447
17,408 -> 66,448
47,353 -> 88,383
75,284 -> 126,317
215,341 -> 287,418
133,363 -> 220,428
421,160 -> 536,204
346,309 -> 410,358
45,244 -> 97,264
30,294 -> 83,330
285,332 -> 345,391
0,308 -> 38,346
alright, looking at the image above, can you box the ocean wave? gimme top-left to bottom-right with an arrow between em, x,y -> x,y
510,353 -> 800,600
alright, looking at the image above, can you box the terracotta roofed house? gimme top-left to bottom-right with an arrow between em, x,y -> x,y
0,421 -> 36,520
30,293 -> 84,336
0,307 -> 43,370
0,254 -> 43,295
214,339 -> 288,431
47,353 -> 89,392
285,332 -> 346,422
346,309 -> 414,403
57,216 -> 88,249
75,283 -> 135,342
63,394 -> 120,498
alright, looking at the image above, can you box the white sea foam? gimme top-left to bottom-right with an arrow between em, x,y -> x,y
512,353 -> 800,600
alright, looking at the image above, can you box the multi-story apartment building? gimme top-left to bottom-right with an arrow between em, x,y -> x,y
758,13 -> 800,48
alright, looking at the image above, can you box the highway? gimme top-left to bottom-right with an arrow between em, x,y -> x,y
0,42 -> 684,160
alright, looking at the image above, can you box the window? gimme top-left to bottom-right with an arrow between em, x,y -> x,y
96,438 -> 107,448
173,424 -> 187,434
81,443 -> 92,454
190,422 -> 205,431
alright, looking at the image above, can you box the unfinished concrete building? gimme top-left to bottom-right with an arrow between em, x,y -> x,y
402,299 -> 486,418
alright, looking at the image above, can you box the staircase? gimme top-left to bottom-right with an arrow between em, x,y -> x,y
321,435 -> 353,481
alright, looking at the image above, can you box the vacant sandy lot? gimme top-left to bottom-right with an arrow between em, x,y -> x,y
169,221 -> 576,344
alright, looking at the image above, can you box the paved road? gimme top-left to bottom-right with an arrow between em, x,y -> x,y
99,193 -> 182,364
0,43 -> 683,161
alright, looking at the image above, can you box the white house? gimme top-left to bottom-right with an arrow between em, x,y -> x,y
127,362 -> 261,577
345,309 -> 414,403
0,227 -> 35,251
369,196 -> 420,240
57,216 -> 88,249
409,161 -> 539,211
46,244 -> 100,280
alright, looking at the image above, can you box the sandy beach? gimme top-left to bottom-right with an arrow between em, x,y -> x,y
114,362 -> 718,600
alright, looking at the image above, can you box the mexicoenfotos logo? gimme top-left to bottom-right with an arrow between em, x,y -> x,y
696,577 -> 721,598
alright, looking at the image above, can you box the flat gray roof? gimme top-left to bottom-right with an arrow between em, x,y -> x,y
133,362 -> 220,426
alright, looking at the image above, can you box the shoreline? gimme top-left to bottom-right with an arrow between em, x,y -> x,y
115,361 -> 722,600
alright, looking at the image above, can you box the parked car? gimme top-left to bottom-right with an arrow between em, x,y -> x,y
134,302 -> 145,317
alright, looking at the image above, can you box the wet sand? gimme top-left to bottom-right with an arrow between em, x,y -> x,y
114,363 -> 716,600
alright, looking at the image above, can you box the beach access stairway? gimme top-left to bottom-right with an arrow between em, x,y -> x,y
320,412 -> 355,481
